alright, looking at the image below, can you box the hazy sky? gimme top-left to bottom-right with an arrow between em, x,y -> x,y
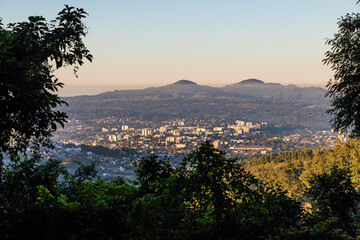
0,0 -> 358,95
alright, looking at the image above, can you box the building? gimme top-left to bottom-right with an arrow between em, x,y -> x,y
166,136 -> 176,143
213,140 -> 219,149
108,135 -> 117,142
213,127 -> 223,132
172,130 -> 180,136
142,128 -> 149,136
236,120 -> 246,126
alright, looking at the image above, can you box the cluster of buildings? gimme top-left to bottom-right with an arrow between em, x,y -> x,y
48,117 -> 346,178
53,116 -> 344,161
54,117 -> 270,156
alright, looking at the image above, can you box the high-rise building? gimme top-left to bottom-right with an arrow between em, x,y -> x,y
142,128 -> 149,136
108,135 -> 117,142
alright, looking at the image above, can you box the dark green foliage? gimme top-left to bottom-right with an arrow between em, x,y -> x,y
0,157 -> 66,209
130,142 -> 302,239
306,166 -> 358,223
178,142 -> 258,235
0,5 -> 92,160
1,155 -> 138,239
73,160 -> 99,181
280,166 -> 359,240
3,141 -> 360,239
133,154 -> 173,193
324,2 -> 360,136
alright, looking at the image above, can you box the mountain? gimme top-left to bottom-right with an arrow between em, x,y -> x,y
171,79 -> 197,85
223,80 -> 325,102
60,80 -> 330,128
237,79 -> 265,85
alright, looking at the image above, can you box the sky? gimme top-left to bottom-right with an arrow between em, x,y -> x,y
0,0 -> 358,96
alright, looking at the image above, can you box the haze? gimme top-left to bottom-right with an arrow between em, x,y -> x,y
0,0 -> 357,96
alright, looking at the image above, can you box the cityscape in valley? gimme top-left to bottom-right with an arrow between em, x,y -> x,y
52,115 -> 343,179
51,79 -> 345,179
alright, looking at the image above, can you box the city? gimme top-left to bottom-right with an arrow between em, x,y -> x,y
51,116 -> 343,179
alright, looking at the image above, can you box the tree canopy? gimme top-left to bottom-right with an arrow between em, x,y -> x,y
0,5 -> 92,161
324,2 -> 360,135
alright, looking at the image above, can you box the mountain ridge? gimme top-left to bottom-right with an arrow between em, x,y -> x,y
238,79 -> 265,85
171,80 -> 197,85
65,79 -> 325,98
60,79 -> 329,128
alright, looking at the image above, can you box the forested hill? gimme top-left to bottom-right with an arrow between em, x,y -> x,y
61,79 -> 329,128
244,138 -> 360,198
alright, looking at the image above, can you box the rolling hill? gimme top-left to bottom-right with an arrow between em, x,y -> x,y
60,79 -> 330,128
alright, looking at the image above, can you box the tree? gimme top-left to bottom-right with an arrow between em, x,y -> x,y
0,5 -> 93,162
179,141 -> 249,224
324,1 -> 360,135
0,6 -> 93,237
176,141 -> 301,238
133,154 -> 173,193
305,166 -> 358,224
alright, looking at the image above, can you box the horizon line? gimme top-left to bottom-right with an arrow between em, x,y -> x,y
58,80 -> 327,97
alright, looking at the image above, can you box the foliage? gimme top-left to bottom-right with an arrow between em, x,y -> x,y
305,166 -> 358,223
130,141 -> 302,239
73,159 -> 99,181
244,138 -> 360,198
3,140 -> 360,239
0,141 -> 305,239
279,166 -> 359,240
133,154 -> 173,193
324,2 -> 360,135
0,5 -> 92,161
245,139 -> 360,239
0,157 -> 67,209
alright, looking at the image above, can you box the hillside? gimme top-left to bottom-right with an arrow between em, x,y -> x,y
244,138 -> 360,198
60,79 -> 330,128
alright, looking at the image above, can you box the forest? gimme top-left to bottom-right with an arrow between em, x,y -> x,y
1,141 -> 360,239
244,139 -> 360,199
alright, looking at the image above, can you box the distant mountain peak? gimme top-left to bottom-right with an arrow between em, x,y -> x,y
172,80 -> 197,85
238,79 -> 265,85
